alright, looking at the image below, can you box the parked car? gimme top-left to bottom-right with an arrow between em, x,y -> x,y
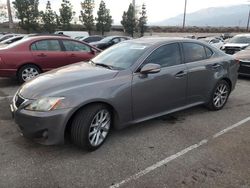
90,36 -> 131,50
221,34 -> 250,54
79,35 -> 104,43
200,37 -> 224,49
55,31 -> 89,39
0,35 -> 25,45
0,34 -> 19,42
233,46 -> 250,77
0,36 -> 100,82
221,33 -> 233,40
10,38 -> 239,151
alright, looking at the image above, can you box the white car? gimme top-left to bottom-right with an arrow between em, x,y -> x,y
202,37 -> 224,49
54,31 -> 89,39
221,34 -> 250,54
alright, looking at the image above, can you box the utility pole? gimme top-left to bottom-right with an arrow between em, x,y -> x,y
7,0 -> 14,32
132,0 -> 135,7
182,0 -> 187,29
247,4 -> 250,31
132,0 -> 136,18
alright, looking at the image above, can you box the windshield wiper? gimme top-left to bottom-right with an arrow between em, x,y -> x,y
90,60 -> 124,70
95,63 -> 114,70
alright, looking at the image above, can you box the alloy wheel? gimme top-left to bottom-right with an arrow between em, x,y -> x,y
88,109 -> 111,147
213,83 -> 229,108
22,67 -> 39,82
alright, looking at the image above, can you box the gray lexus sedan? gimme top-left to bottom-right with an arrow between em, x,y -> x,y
10,38 -> 239,151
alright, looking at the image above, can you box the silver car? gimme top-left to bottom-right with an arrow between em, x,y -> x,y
11,38 -> 239,150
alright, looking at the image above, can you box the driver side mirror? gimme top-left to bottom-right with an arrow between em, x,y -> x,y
140,63 -> 161,74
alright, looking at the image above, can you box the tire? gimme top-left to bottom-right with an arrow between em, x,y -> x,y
207,80 -> 231,111
71,104 -> 112,151
17,64 -> 41,83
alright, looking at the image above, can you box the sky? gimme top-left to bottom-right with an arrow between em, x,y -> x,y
1,0 -> 248,24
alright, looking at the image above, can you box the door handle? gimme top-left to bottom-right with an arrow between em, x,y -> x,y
211,63 -> 222,69
37,53 -> 47,57
70,54 -> 76,57
175,70 -> 187,78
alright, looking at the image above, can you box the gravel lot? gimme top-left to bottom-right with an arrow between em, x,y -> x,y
0,77 -> 250,188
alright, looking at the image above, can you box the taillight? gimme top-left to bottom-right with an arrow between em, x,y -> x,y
235,59 -> 240,64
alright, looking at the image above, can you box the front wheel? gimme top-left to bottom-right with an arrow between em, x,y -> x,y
71,104 -> 112,151
207,80 -> 230,111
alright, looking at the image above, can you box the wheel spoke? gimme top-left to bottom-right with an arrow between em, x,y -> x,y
89,129 -> 97,137
91,133 -> 97,144
99,133 -> 105,140
100,126 -> 109,132
215,98 -> 220,106
90,123 -> 98,128
95,131 -> 101,145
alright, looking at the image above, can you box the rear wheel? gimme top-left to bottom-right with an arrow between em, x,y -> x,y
207,80 -> 230,111
71,104 -> 111,151
17,64 -> 41,83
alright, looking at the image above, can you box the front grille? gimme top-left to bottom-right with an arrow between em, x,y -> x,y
15,95 -> 25,108
224,47 -> 241,55
239,61 -> 250,75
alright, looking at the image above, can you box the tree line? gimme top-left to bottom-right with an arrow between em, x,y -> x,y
12,0 -> 147,37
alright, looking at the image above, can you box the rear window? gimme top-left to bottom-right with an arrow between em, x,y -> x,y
183,43 -> 207,63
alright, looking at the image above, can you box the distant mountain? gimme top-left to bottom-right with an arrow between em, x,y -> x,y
156,5 -> 249,27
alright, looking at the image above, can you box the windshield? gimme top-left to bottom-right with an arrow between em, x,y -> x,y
229,36 -> 250,44
92,42 -> 150,69
100,36 -> 115,43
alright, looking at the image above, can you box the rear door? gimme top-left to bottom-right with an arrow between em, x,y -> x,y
31,39 -> 69,71
182,42 -> 221,104
132,43 -> 188,120
61,40 -> 94,63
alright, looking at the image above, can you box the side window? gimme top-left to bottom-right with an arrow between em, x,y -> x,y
205,47 -> 213,58
31,40 -> 61,51
112,38 -> 120,44
120,38 -> 127,42
85,37 -> 93,43
210,39 -> 220,43
183,43 -> 207,63
144,43 -> 181,68
62,40 -> 91,52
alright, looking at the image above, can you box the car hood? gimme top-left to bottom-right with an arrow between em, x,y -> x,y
233,49 -> 250,60
19,62 -> 119,99
223,43 -> 249,48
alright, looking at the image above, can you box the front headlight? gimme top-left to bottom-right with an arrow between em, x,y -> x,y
25,97 -> 65,111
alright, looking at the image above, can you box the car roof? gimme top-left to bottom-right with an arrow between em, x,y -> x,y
129,37 -> 199,45
24,35 -> 73,41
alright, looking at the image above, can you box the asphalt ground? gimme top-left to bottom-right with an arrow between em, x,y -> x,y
0,77 -> 249,188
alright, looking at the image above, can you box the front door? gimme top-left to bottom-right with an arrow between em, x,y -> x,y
61,40 -> 94,64
132,43 -> 188,120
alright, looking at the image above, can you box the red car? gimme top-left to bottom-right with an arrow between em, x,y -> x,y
0,36 -> 101,82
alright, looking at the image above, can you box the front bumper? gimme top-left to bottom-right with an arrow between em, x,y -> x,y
239,60 -> 250,76
11,104 -> 73,145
